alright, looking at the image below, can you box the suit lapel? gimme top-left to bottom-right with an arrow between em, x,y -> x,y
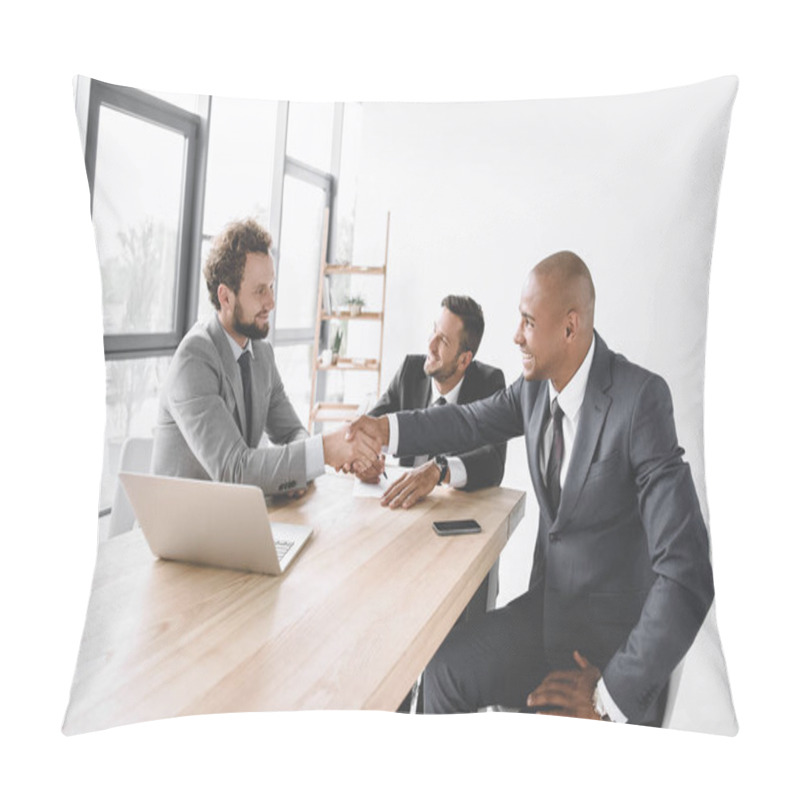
209,315 -> 249,442
553,335 -> 613,529
417,369 -> 432,408
529,384 -> 552,522
458,363 -> 477,404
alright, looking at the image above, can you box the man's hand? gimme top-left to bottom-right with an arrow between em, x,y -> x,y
381,459 -> 442,509
354,454 -> 386,484
346,415 -> 390,449
526,651 -> 604,720
323,425 -> 381,474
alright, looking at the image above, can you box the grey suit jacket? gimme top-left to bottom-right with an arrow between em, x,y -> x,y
369,355 -> 506,490
151,314 -> 310,495
393,333 -> 714,724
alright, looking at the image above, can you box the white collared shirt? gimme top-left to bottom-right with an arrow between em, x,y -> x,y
222,328 -> 255,362
538,335 -> 595,484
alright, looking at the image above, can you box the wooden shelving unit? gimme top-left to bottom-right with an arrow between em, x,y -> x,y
308,210 -> 390,430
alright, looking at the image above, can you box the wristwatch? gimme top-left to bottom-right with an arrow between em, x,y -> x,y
434,454 -> 449,485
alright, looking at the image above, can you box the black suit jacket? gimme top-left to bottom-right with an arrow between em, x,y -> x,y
393,335 -> 714,725
369,355 -> 506,491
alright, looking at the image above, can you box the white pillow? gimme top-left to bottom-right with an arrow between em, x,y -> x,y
67,75 -> 738,736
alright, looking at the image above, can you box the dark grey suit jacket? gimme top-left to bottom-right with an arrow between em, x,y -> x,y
393,334 -> 714,724
151,314 -> 309,495
369,355 -> 506,490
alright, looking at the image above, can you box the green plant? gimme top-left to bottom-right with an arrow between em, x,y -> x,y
331,327 -> 343,354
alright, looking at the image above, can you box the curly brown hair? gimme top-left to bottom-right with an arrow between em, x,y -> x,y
203,219 -> 273,310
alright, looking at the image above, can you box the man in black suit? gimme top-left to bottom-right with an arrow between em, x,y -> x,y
348,253 -> 714,726
359,296 -> 507,713
360,295 -> 506,508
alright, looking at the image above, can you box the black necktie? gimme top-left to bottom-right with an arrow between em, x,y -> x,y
545,399 -> 564,514
434,396 -> 447,407
238,350 -> 253,442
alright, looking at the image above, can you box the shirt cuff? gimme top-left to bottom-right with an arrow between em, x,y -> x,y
304,435 -> 326,482
387,413 -> 399,455
445,456 -> 467,488
596,678 -> 627,723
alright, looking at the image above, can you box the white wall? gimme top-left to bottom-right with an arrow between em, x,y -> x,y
351,82 -> 733,606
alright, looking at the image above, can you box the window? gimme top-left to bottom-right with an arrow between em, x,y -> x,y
286,102 -> 336,172
198,95 -> 280,322
82,83 -> 348,531
85,79 -> 205,357
83,79 -> 207,525
271,102 -> 343,412
274,169 -> 330,339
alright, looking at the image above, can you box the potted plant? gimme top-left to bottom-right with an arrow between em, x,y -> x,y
331,327 -> 343,364
345,294 -> 366,316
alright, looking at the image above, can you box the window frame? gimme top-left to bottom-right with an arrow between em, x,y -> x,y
272,157 -> 333,346
85,79 -> 207,360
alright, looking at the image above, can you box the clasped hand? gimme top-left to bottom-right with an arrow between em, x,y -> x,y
526,651 -> 604,720
344,415 -> 440,509
322,418 -> 384,474
328,414 -> 390,475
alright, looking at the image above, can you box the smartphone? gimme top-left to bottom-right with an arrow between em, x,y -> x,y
432,519 -> 482,536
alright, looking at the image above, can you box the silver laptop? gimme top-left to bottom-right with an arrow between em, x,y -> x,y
119,472 -> 313,575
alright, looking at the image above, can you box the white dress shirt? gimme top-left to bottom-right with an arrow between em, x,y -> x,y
538,336 -> 595,483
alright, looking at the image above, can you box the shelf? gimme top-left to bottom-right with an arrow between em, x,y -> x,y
324,265 -> 386,276
309,402 -> 361,424
309,209 -> 390,432
317,357 -> 380,372
322,311 -> 383,321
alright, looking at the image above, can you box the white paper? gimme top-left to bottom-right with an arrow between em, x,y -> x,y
351,465 -> 410,497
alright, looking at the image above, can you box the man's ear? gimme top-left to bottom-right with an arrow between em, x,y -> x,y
458,349 -> 474,372
565,310 -> 579,342
218,283 -> 233,311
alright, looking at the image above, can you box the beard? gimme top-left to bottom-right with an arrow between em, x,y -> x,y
233,300 -> 269,341
424,354 -> 459,384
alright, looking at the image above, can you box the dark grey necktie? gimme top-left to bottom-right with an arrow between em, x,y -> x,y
238,350 -> 253,442
545,399 -> 564,514
420,396 -> 447,463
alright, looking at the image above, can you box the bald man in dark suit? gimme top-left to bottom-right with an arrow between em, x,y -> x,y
348,253 -> 714,726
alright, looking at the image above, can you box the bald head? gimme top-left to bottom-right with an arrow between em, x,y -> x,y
530,251 -> 595,331
515,251 -> 596,390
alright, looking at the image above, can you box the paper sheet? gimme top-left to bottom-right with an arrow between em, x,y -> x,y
351,465 -> 410,498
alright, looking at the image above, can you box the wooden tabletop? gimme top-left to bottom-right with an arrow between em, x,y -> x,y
63,473 -> 525,734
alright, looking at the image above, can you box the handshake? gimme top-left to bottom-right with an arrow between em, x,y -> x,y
322,415 -> 390,476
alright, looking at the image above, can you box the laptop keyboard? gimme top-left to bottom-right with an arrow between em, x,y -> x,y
275,539 -> 294,563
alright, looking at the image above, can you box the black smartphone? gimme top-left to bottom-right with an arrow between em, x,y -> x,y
432,519 -> 482,536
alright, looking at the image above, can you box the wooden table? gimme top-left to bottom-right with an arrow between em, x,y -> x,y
63,473 -> 525,734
